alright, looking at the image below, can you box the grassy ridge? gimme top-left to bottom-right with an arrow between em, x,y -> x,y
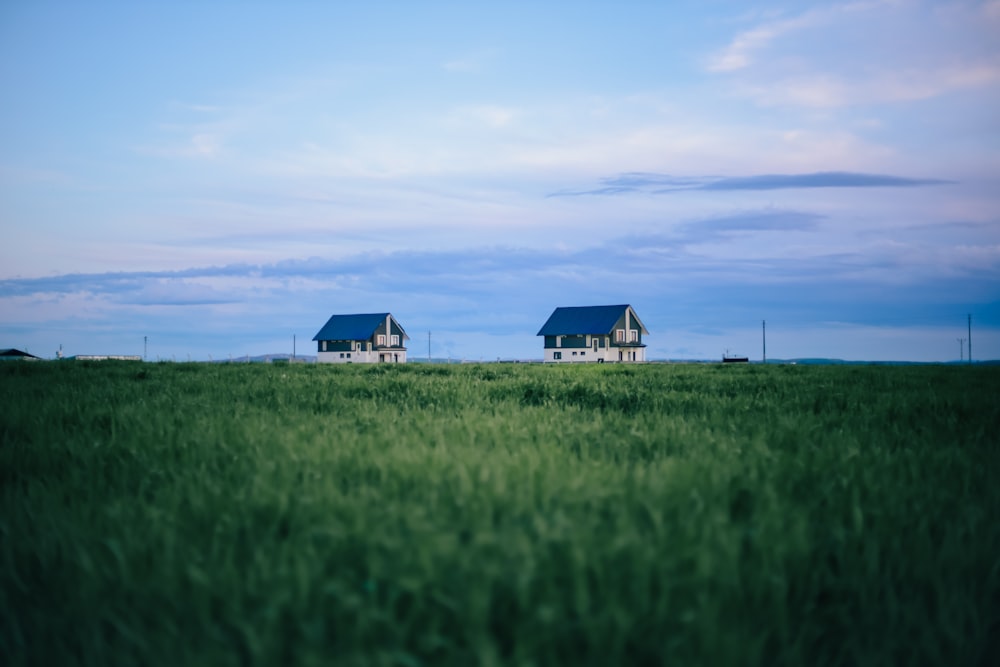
2,362 -> 998,666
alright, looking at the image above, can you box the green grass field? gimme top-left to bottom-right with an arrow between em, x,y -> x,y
2,361 -> 998,666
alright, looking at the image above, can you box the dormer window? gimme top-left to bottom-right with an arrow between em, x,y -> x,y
616,329 -> 625,343
390,335 -> 399,347
377,334 -> 386,346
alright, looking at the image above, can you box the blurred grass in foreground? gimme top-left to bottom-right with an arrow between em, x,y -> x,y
2,361 -> 998,666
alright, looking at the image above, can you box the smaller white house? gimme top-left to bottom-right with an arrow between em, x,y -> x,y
313,313 -> 409,363
537,304 -> 649,363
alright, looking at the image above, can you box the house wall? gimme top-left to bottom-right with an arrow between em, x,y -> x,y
372,317 -> 408,352
544,347 -> 601,362
543,340 -> 643,363
544,334 -> 590,349
544,334 -> 612,349
317,338 -> 406,363
318,350 -> 361,363
389,319 -> 406,341
611,347 -> 646,362
611,312 -> 642,345
318,340 -> 354,353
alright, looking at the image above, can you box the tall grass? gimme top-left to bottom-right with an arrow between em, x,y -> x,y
2,361 -> 998,665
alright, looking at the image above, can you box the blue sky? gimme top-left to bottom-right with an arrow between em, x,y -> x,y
1,1 -> 998,361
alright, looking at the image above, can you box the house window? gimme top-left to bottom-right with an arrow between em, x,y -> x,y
580,351 -> 585,356
340,353 -> 345,358
572,351 -> 577,356
553,351 -> 562,360
346,353 -> 351,359
377,334 -> 386,346
322,341 -> 328,352
629,330 -> 638,343
390,335 -> 399,347
616,329 -> 625,343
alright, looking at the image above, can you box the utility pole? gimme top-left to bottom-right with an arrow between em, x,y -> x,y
762,320 -> 766,364
968,314 -> 972,365
957,338 -> 965,362
428,331 -> 431,362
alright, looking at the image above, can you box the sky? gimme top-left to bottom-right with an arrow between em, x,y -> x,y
1,0 -> 998,362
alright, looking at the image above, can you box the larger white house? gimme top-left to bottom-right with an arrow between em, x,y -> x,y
313,313 -> 409,363
537,304 -> 649,363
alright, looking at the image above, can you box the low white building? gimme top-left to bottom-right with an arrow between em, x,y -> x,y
313,313 -> 409,363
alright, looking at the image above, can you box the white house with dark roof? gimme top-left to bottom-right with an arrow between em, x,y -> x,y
537,304 -> 649,363
313,313 -> 409,363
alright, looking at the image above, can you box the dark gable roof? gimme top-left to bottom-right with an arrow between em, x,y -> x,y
1,348 -> 41,359
313,313 -> 405,341
537,305 -> 647,336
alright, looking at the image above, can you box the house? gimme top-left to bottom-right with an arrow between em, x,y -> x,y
0,348 -> 41,361
313,313 -> 409,363
537,304 -> 649,363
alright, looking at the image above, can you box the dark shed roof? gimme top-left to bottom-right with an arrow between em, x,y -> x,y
536,305 -> 648,336
313,313 -> 405,341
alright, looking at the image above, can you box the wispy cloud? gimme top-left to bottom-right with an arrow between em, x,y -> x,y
449,104 -> 518,128
705,2 -> 887,73
678,210 -> 824,239
4,214 -> 993,308
699,172 -> 953,191
738,64 -> 1000,108
138,128 -> 227,160
3,222 -> 997,360
549,171 -> 952,197
442,48 -> 498,73
168,101 -> 223,113
708,1 -> 1000,109
189,133 -> 223,157
706,11 -> 819,72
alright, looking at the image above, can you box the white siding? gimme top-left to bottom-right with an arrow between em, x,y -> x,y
317,347 -> 407,363
543,344 -> 643,363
